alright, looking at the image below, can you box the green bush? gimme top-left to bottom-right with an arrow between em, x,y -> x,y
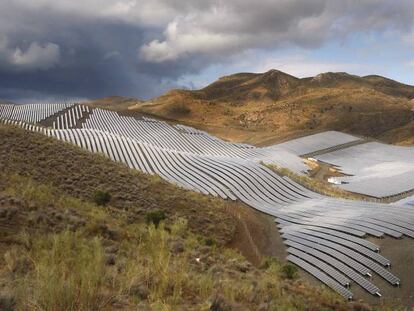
93,190 -> 111,206
281,264 -> 298,280
204,237 -> 216,247
146,210 -> 167,227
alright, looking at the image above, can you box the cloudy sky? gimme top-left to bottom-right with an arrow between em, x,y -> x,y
1,0 -> 414,101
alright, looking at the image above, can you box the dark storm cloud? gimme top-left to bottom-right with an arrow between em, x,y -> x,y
0,0 -> 414,101
0,1 -> 184,100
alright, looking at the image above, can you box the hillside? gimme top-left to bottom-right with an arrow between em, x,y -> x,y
0,123 -> 373,310
87,96 -> 144,111
127,70 -> 414,145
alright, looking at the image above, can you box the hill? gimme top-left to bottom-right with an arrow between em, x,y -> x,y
86,96 -> 144,111
0,123 -> 370,310
127,70 -> 414,145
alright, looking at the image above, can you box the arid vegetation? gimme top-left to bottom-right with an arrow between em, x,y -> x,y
0,180 -> 356,310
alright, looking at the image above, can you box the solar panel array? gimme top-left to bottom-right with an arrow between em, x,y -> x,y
52,104 -> 90,129
269,131 -> 362,156
317,142 -> 414,198
83,108 -> 309,173
1,104 -> 414,300
0,102 -> 75,123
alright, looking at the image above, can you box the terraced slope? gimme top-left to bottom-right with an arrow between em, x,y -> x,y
1,103 -> 414,302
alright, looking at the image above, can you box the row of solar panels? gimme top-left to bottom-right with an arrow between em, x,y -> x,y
84,108 -> 258,156
83,108 -> 309,174
0,103 -> 75,123
52,104 -> 90,129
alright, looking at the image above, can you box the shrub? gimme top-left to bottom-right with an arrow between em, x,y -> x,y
168,103 -> 191,116
204,237 -> 216,247
281,264 -> 298,280
93,190 -> 111,206
145,210 -> 167,227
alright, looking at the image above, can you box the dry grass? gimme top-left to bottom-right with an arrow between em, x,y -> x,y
379,121 -> 414,146
0,173 -> 361,310
13,231 -> 107,311
4,208 -> 362,310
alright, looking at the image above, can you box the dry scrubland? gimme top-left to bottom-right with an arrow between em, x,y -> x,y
0,124 -> 386,310
120,70 -> 414,146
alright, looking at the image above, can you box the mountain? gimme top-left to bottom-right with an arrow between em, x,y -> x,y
194,70 -> 301,102
129,70 -> 414,146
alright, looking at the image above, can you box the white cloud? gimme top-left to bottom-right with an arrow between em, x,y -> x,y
0,36 -> 61,71
12,42 -> 60,70
139,19 -> 245,62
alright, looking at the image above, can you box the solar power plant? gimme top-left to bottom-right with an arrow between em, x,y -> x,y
268,131 -> 362,156
0,101 -> 79,123
1,103 -> 414,300
316,142 -> 414,198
